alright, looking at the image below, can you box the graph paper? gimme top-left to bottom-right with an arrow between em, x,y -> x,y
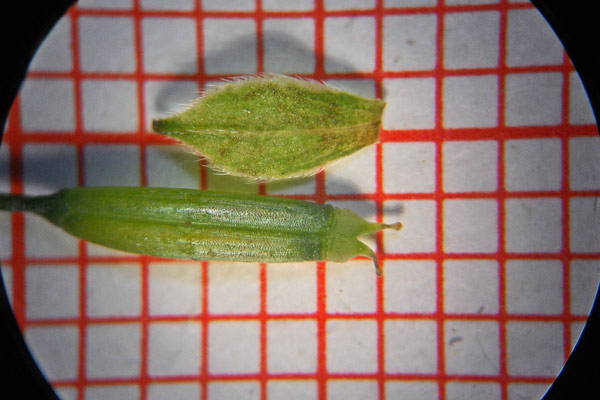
1,0 -> 599,399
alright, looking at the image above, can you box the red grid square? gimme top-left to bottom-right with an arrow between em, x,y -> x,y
1,1 -> 600,400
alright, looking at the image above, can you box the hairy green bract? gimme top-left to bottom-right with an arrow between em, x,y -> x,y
152,74 -> 386,181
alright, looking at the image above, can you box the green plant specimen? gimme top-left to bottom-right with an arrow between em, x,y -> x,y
0,187 -> 401,275
152,74 -> 386,181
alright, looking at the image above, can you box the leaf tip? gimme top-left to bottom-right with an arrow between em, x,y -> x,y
152,118 -> 168,134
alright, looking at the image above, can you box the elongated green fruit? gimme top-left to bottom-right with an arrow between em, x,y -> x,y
0,187 -> 401,275
152,74 -> 386,181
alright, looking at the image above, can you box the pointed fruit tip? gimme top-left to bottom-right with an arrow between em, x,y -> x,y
391,222 -> 403,230
384,222 -> 403,231
374,259 -> 383,276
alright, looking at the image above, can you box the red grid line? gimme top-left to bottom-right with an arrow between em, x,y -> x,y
70,1 -> 534,19
311,2 -> 328,399
48,370 -> 557,382
496,2 -> 509,398
47,374 -> 557,397
8,249 -> 600,270
200,260 -> 209,400
2,0 -> 600,399
559,50 -> 573,363
9,124 -> 597,145
259,262 -> 268,400
21,311 -> 589,326
432,0 -> 446,398
131,1 -> 151,399
7,103 -> 26,329
373,0 -> 386,398
25,60 -> 574,84
48,371 -> 556,387
193,3 -> 209,400
69,5 -> 88,400
68,9 -> 83,400
255,3 -> 269,399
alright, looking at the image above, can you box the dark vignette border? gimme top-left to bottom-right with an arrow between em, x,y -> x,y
531,1 -> 600,399
0,2 -> 77,398
0,1 -> 598,399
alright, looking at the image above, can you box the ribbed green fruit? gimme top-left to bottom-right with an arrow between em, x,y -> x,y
0,187 -> 401,275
